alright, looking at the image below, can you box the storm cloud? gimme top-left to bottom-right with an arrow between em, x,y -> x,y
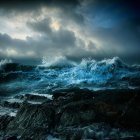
0,0 -> 140,64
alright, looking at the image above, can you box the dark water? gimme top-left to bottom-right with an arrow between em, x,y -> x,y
0,57 -> 140,97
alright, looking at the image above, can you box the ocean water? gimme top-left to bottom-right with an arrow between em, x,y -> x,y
0,57 -> 140,97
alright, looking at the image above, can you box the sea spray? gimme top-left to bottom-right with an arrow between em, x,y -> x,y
0,59 -> 12,71
0,57 -> 140,96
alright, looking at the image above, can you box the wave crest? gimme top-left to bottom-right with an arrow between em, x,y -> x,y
0,59 -> 12,70
40,56 -> 76,68
0,57 -> 140,95
67,57 -> 136,88
75,57 -> 127,74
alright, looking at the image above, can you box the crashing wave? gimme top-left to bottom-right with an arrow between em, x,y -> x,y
40,56 -> 76,68
0,59 -> 12,70
0,57 -> 140,96
67,57 -> 129,86
79,57 -> 127,72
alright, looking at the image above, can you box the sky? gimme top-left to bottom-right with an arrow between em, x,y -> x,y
0,0 -> 140,64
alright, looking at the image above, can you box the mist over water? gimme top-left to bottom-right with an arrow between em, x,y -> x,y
0,57 -> 140,97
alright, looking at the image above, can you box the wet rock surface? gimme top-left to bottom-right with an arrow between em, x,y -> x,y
0,88 -> 140,140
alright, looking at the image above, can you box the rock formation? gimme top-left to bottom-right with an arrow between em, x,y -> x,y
0,88 -> 140,140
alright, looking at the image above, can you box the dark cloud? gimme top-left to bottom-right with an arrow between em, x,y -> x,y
0,0 -> 80,11
0,0 -> 84,26
0,0 -> 140,64
0,33 -> 12,47
84,0 -> 140,11
78,0 -> 140,63
0,33 -> 27,49
51,29 -> 76,48
27,18 -> 52,34
0,27 -> 77,64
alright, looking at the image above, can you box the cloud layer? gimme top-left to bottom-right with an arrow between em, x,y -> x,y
0,0 -> 140,64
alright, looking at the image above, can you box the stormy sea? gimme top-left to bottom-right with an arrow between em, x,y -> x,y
0,57 -> 140,140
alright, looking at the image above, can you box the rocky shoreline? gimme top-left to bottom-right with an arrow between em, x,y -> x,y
0,88 -> 140,140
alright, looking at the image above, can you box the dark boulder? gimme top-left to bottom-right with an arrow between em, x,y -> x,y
1,101 -> 21,109
0,115 -> 14,131
14,94 -> 50,102
7,136 -> 17,140
1,88 -> 140,140
6,102 -> 55,140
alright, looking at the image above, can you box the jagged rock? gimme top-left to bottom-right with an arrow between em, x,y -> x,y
0,101 -> 20,109
7,136 -> 17,140
53,87 -> 94,100
57,123 -> 140,140
0,115 -> 14,131
1,89 -> 140,140
6,102 -> 55,139
14,94 -> 50,102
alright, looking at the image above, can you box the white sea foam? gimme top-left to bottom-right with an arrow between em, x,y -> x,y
0,106 -> 17,117
0,57 -> 140,96
0,59 -> 12,70
46,135 -> 60,140
34,56 -> 139,90
40,56 -> 76,68
30,92 -> 53,100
